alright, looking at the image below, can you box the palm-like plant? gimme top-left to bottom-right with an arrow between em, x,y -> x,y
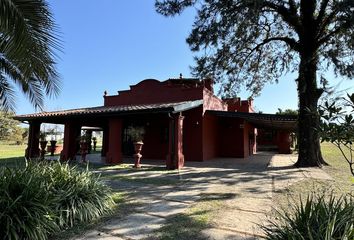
0,0 -> 62,111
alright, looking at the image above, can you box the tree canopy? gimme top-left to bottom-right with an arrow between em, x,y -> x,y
156,0 -> 354,167
156,0 -> 353,95
0,111 -> 27,144
0,0 -> 62,111
276,108 -> 298,116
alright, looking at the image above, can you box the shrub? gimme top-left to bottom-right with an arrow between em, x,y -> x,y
0,167 -> 58,240
263,192 -> 354,239
0,161 -> 114,239
47,163 -> 114,228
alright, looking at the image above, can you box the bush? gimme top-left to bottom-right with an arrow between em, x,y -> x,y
0,161 -> 114,240
0,167 -> 58,240
47,163 -> 114,228
263,192 -> 354,239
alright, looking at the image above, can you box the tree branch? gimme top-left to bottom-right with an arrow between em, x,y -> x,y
253,37 -> 300,52
316,5 -> 340,41
288,0 -> 298,16
316,0 -> 330,25
262,1 -> 301,33
317,20 -> 351,46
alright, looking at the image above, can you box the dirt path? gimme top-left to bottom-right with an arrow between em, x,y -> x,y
74,153 -> 331,240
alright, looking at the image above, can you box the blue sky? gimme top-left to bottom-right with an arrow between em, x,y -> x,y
15,0 -> 353,114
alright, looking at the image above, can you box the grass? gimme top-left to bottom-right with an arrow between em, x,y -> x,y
273,142 -> 354,216
151,193 -> 238,240
105,174 -> 179,186
321,142 -> 354,192
51,191 -> 129,240
0,141 -> 27,159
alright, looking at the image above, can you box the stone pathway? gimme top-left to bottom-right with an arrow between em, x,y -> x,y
73,153 -> 332,240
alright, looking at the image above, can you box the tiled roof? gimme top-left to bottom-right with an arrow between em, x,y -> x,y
207,110 -> 297,131
15,100 -> 203,121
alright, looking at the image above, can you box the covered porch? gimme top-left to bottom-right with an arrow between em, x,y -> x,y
15,100 -> 202,170
206,110 -> 297,154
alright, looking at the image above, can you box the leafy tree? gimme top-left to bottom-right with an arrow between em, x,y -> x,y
0,0 -> 62,111
0,111 -> 27,144
320,93 -> 354,176
156,0 -> 354,167
276,108 -> 298,116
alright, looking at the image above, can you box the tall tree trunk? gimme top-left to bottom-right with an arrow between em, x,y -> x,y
295,0 -> 327,167
295,53 -> 326,167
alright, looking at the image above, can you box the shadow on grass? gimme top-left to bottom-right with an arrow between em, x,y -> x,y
148,210 -> 212,240
51,191 -> 144,240
0,156 -> 26,168
105,174 -> 180,186
198,192 -> 239,201
149,192 -> 241,240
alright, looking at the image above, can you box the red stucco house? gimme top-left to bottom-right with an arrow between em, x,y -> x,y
15,78 -> 297,169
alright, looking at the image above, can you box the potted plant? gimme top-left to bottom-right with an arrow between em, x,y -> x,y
39,132 -> 47,159
78,134 -> 89,163
127,126 -> 145,168
92,137 -> 97,151
47,128 -> 57,156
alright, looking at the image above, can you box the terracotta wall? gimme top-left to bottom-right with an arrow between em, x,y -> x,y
183,107 -> 203,161
104,79 -> 204,106
243,121 -> 257,158
202,114 -> 219,160
257,129 -> 278,145
140,116 -> 169,159
203,89 -> 228,112
225,98 -> 254,113
218,117 -> 245,158
257,129 -> 292,154
277,131 -> 291,154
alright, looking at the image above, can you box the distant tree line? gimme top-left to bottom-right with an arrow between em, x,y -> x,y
0,111 -> 28,144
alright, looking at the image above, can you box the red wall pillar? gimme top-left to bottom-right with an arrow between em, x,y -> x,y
167,114 -> 185,169
277,131 -> 291,154
106,119 -> 122,164
61,122 -> 81,161
25,121 -> 40,159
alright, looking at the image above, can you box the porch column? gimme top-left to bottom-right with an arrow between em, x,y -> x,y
60,122 -> 81,161
106,119 -> 122,164
101,127 -> 109,157
25,121 -> 40,159
166,114 -> 185,170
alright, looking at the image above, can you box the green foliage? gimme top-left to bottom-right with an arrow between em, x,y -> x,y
0,167 -> 59,240
39,131 -> 47,141
47,163 -> 114,228
0,0 -> 62,111
156,0 -> 354,96
126,126 -> 145,142
0,111 -> 27,144
319,93 -> 354,176
276,108 -> 298,116
263,192 -> 354,239
0,161 -> 114,239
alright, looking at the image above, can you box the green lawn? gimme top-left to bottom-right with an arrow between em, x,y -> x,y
273,142 -> 354,212
0,141 -> 26,159
0,141 -> 27,167
321,142 -> 354,192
